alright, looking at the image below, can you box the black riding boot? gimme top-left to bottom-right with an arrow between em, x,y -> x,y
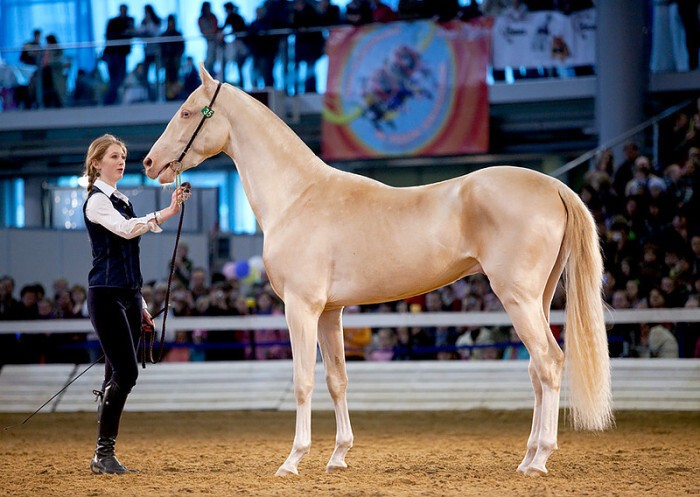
90,382 -> 135,475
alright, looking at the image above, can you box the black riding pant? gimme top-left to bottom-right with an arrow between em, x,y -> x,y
88,287 -> 142,394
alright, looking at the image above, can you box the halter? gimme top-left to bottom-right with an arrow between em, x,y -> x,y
169,81 -> 223,180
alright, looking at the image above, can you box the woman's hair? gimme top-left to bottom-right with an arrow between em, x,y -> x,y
84,134 -> 126,194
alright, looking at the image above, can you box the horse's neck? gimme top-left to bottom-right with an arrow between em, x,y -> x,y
222,86 -> 327,232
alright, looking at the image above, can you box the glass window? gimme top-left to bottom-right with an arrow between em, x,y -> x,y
0,178 -> 25,228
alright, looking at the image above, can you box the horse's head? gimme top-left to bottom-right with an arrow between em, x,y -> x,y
143,63 -> 229,184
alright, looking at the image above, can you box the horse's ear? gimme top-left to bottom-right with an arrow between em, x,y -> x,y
199,62 -> 218,93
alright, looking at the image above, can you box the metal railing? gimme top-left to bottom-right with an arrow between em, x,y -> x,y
549,99 -> 693,179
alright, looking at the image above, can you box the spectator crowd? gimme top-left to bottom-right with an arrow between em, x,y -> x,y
1,102 -> 700,364
1,2 -> 699,363
5,0 -> 616,109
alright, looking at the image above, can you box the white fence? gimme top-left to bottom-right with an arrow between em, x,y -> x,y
1,308 -> 699,334
0,359 -> 698,414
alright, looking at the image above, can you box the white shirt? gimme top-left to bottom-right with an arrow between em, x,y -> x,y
85,179 -> 162,239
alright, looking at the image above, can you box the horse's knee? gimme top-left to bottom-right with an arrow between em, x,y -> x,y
294,379 -> 314,404
325,372 -> 348,402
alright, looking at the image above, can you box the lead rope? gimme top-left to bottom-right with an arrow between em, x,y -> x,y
141,181 -> 191,367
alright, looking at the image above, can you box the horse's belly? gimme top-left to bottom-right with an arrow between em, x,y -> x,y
327,248 -> 480,307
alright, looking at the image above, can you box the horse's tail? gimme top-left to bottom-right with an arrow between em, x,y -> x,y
558,185 -> 614,431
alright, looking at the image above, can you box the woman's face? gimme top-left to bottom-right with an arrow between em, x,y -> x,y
95,144 -> 126,187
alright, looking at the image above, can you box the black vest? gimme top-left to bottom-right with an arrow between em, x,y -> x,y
83,186 -> 143,289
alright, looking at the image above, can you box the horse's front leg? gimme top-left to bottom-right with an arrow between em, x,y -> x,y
317,308 -> 353,472
275,296 -> 322,477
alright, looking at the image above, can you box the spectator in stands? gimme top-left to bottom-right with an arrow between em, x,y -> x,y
189,267 -> 209,300
370,0 -> 398,22
137,4 -> 162,100
180,56 -> 202,98
220,2 -> 250,87
318,0 -> 342,26
248,6 -> 278,88
368,327 -> 396,361
502,328 -> 529,360
397,0 -> 430,20
20,29 -> 42,67
172,242 -> 194,288
456,327 -> 497,360
423,290 -> 458,360
70,284 -> 88,318
428,0 -> 460,22
37,297 -> 55,319
625,156 -> 664,198
18,29 -> 42,109
40,34 -> 68,108
15,284 -> 40,320
664,162 -> 693,209
198,2 -> 220,75
608,289 -> 638,357
246,290 -> 289,360
0,276 -> 19,364
343,305 -> 372,360
103,4 -> 135,105
164,330 -> 191,362
82,133 -> 191,474
346,0 -> 373,25
0,275 -> 19,319
290,0 -> 325,94
121,62 -> 150,104
54,290 -> 76,319
637,322 -> 679,358
72,68 -> 99,107
613,141 -> 641,197
161,14 -> 185,101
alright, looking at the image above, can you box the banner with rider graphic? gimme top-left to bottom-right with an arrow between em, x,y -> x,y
322,19 -> 491,161
491,8 -> 596,70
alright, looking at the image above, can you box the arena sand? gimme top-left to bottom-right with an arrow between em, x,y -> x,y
1,410 -> 698,496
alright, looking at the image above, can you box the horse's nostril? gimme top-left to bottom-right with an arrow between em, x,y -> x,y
143,157 -> 152,168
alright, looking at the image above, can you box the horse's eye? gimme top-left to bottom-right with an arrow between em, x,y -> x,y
181,110 -> 191,119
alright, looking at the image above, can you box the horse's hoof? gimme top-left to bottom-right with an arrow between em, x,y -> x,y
275,465 -> 298,477
522,465 -> 548,477
326,463 -> 348,473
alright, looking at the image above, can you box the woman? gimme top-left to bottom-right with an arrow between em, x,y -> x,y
138,4 -> 162,92
83,134 -> 190,474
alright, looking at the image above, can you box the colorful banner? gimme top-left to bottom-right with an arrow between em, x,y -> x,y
491,8 -> 596,70
322,19 -> 491,161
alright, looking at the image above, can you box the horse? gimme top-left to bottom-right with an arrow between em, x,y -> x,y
143,64 -> 613,477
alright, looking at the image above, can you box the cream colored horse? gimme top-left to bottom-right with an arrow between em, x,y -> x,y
144,65 -> 613,477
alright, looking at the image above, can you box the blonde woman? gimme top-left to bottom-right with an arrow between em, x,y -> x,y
83,134 -> 190,474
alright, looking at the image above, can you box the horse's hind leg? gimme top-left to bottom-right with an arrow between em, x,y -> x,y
275,296 -> 323,476
317,308 -> 354,472
503,299 -> 564,476
517,360 -> 543,473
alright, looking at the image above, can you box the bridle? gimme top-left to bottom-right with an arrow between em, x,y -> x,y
168,81 -> 223,177
143,81 -> 223,367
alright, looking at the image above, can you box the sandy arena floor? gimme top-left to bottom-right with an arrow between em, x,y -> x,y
0,409 -> 698,497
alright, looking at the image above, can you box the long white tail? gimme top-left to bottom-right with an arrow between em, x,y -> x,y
559,186 -> 614,431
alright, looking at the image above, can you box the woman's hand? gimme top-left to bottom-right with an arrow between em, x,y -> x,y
169,185 -> 192,213
157,185 -> 192,224
142,307 -> 155,333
